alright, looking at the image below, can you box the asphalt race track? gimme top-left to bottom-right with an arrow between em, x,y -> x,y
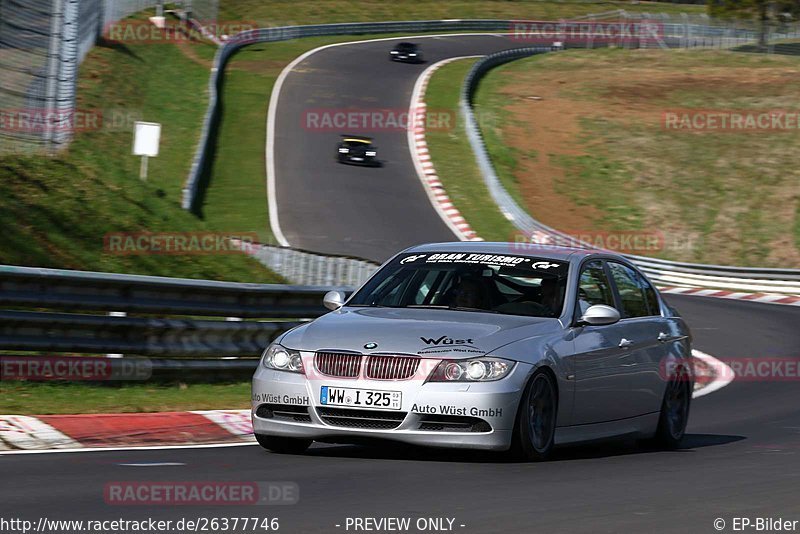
272,34 -> 519,261
3,295 -> 799,533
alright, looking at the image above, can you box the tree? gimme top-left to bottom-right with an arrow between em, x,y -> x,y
709,0 -> 800,49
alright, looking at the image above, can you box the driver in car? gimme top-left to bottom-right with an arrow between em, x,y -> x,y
450,275 -> 491,310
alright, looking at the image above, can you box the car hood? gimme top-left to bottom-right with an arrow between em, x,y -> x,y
279,307 -> 558,357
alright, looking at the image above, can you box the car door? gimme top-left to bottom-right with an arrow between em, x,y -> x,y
571,260 -> 640,424
605,261 -> 667,417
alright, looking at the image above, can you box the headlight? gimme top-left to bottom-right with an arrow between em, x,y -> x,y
365,151 -> 376,156
391,50 -> 399,54
338,148 -> 349,153
261,343 -> 304,373
428,357 -> 514,382
409,53 -> 417,56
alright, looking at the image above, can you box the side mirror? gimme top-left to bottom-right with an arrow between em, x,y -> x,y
323,290 -> 346,311
578,304 -> 621,326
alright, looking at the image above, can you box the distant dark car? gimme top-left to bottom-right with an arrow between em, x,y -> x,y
337,135 -> 380,166
390,42 -> 422,63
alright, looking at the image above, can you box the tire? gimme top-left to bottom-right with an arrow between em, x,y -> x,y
508,370 -> 558,461
255,434 -> 312,455
653,366 -> 692,449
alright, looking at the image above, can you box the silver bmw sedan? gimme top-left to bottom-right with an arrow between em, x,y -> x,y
252,242 -> 694,460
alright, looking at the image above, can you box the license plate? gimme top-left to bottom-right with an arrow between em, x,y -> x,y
351,157 -> 364,161
320,386 -> 401,410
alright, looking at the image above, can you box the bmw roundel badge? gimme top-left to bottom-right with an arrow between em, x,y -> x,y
364,342 -> 378,350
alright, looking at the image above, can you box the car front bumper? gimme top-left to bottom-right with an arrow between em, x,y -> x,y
251,361 -> 532,451
339,155 -> 379,166
391,55 -> 419,62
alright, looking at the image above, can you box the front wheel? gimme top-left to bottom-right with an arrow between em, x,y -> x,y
255,434 -> 312,455
508,371 -> 558,461
653,366 -> 692,449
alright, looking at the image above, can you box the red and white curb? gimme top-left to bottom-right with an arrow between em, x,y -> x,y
0,410 -> 253,452
408,57 -> 483,242
659,286 -> 800,307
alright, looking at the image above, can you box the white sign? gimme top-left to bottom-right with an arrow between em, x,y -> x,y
133,121 -> 161,157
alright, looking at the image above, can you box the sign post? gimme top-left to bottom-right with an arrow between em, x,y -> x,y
132,121 -> 161,181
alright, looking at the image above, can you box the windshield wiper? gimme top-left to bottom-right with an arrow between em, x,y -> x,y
448,306 -> 499,314
348,304 -> 403,308
406,304 -> 498,314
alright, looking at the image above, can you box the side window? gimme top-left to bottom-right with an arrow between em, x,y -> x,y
643,283 -> 660,316
608,262 -> 654,318
577,260 -> 615,316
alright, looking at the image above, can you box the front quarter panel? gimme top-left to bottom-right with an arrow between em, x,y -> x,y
489,327 -> 576,428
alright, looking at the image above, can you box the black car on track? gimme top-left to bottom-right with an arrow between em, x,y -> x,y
337,135 -> 380,166
390,42 -> 422,63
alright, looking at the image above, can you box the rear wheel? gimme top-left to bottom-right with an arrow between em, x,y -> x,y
653,366 -> 691,449
255,434 -> 312,455
508,371 -> 558,461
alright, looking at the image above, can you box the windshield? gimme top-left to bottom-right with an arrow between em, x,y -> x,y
349,252 -> 569,318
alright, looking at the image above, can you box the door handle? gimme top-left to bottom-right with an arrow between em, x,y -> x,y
657,332 -> 670,343
619,338 -> 634,348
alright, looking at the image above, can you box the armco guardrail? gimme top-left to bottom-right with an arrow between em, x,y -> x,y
0,264 -> 351,357
459,47 -> 800,295
0,264 -> 344,317
182,16 -> 765,212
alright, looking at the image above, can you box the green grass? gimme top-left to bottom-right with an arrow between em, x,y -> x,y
0,37 -> 282,282
422,59 -> 518,241
0,382 -> 250,415
220,0 -> 705,26
431,48 -> 800,266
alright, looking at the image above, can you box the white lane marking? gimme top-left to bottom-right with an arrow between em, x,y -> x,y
265,33 -> 512,247
692,349 -> 735,398
0,442 -> 257,456
118,462 -> 186,467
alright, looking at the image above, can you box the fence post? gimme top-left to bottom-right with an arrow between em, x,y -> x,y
51,0 -> 80,150
43,0 -> 64,150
